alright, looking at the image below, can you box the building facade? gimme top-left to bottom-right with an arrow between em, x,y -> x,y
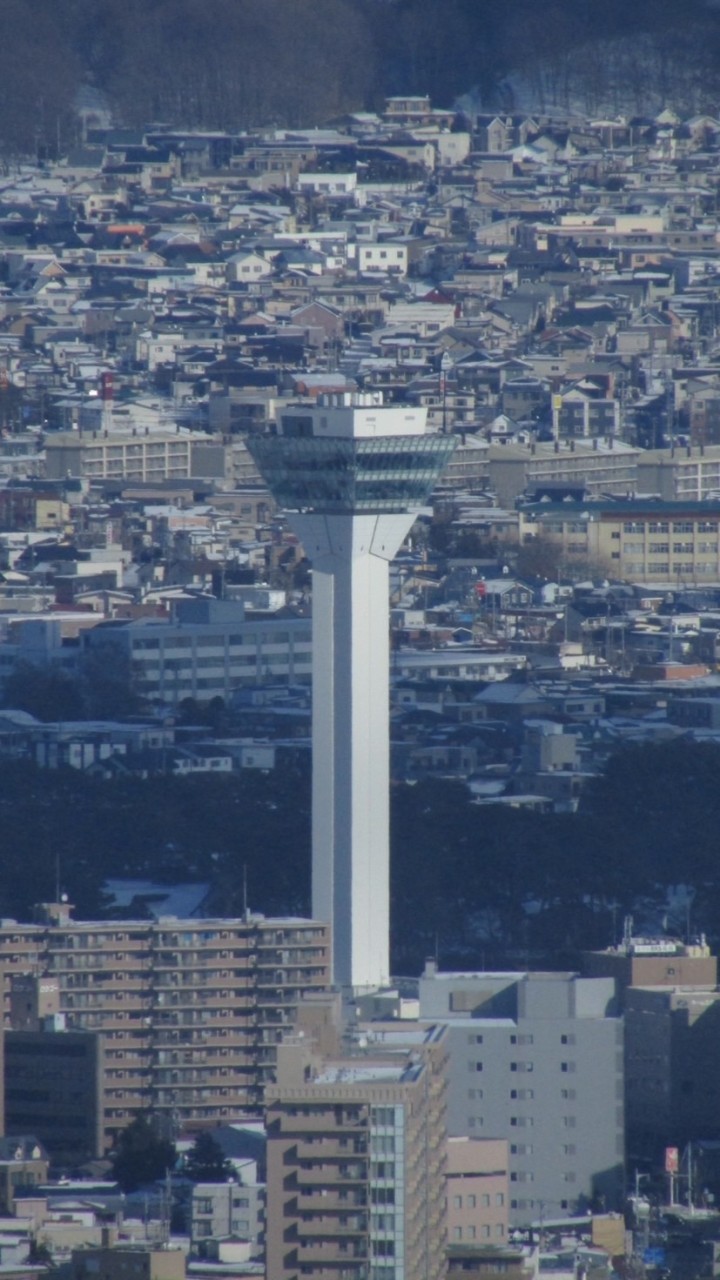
446,1136 -> 509,1249
637,445 -> 720,501
265,1026 -> 448,1280
83,599 -> 313,705
45,429 -> 215,484
0,904 -> 330,1153
191,1180 -> 265,1253
519,499 -> 720,583
419,967 -> 624,1226
487,441 -> 639,508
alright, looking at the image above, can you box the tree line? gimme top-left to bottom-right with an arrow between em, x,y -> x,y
0,738 -> 718,974
1,0 -> 718,158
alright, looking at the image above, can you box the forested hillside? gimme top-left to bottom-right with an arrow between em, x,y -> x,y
2,0 -> 720,157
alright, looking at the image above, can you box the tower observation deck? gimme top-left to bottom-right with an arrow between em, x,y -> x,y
248,392 -> 456,990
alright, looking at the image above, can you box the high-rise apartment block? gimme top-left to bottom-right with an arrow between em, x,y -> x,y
0,904 -> 330,1154
265,1025 -> 448,1280
248,393 -> 455,990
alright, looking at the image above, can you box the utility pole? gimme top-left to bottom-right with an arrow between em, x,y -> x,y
441,350 -> 452,434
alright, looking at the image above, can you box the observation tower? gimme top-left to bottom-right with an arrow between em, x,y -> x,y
248,392 -> 456,990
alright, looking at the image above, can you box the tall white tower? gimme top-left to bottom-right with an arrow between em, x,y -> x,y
248,393 -> 456,990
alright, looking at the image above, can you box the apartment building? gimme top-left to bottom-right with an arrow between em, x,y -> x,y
519,498 -> 720,583
265,1026 -> 448,1280
435,435 -> 489,493
191,1179 -> 265,1253
44,429 -> 223,484
419,966 -> 624,1226
487,441 -> 638,507
552,389 -> 620,440
637,445 -> 720,501
83,598 -> 313,704
0,903 -> 330,1154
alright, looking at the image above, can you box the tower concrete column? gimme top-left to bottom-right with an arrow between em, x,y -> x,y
292,513 -> 415,990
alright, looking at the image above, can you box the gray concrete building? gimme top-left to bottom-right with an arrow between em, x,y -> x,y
83,598 -> 312,704
419,966 -> 624,1225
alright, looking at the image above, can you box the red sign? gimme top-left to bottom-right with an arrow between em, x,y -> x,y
475,581 -> 487,598
665,1147 -> 679,1173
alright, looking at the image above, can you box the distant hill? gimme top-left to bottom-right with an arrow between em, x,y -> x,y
1,0 -> 719,156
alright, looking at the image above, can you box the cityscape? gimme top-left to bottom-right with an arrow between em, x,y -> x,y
3,11 -> 720,1278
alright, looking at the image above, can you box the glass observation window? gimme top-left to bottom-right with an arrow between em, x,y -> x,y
247,433 -> 457,513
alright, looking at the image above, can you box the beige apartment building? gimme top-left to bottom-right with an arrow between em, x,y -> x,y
519,498 -> 720,582
265,1026 -> 448,1280
0,903 -> 330,1154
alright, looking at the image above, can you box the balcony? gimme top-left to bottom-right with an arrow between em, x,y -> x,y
299,1216 -> 368,1237
296,1139 -> 367,1160
280,1113 -> 367,1135
297,1164 -> 367,1186
296,1244 -> 368,1265
298,1190 -> 367,1212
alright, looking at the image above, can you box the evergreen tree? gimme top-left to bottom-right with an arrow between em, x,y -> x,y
111,1114 -> 176,1192
184,1131 -> 233,1183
